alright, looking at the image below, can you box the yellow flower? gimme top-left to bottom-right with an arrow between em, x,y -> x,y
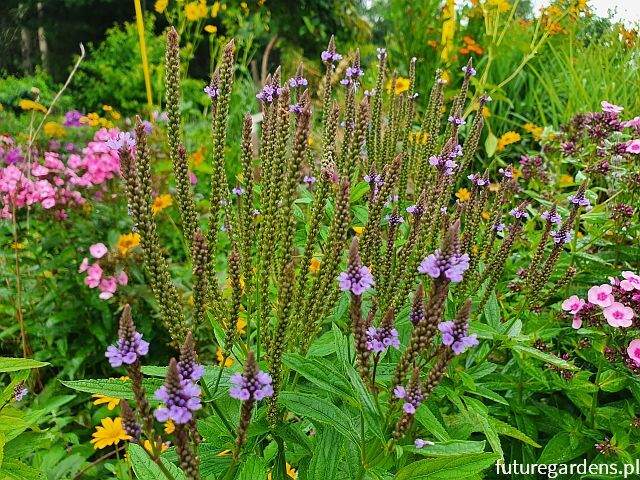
43,121 -> 66,138
308,137 -> 314,146
310,257 -> 321,273
117,232 -> 141,255
152,194 -> 173,214
481,210 -> 490,220
217,347 -> 233,367
487,0 -> 510,13
216,449 -> 232,457
155,0 -> 169,13
109,110 -> 121,120
237,317 -> 247,334
353,226 -> 364,236
455,188 -> 471,202
482,106 -> 490,118
496,131 -> 521,152
0,103 -> 4,111
185,0 -> 207,21
91,394 -> 121,410
268,463 -> 297,479
19,99 -> 47,113
512,167 -> 523,181
559,175 -> 574,185
240,2 -> 249,12
204,25 -> 218,34
164,419 -> 175,434
211,1 -> 220,17
386,77 -> 411,95
409,132 -> 428,144
90,417 -> 130,450
523,122 -> 543,140
11,242 -> 26,249
144,439 -> 168,453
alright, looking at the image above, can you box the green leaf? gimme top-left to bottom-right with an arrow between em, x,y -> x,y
485,133 -> 498,158
410,440 -> 486,457
487,417 -> 541,448
0,458 -> 46,479
237,455 -> 267,480
537,432 -> 593,464
282,354 -> 355,401
129,443 -> 186,480
395,453 -> 499,479
512,345 -> 577,370
60,378 -> 163,401
0,358 -> 49,373
308,427 -> 343,480
414,406 -> 450,442
279,392 -> 359,445
482,292 -> 500,328
464,398 -> 503,460
598,369 -> 629,392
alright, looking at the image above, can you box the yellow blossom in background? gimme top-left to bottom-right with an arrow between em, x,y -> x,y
455,188 -> 471,202
144,439 -> 168,453
155,0 -> 168,13
482,210 -> 490,220
164,419 -> 175,434
487,0 -> 510,13
237,317 -> 247,334
19,99 -> 47,113
496,131 -> 521,151
80,112 -> 113,128
310,257 -> 321,273
11,242 -> 26,249
308,137 -> 314,146
211,1 -> 220,17
90,417 -> 130,449
205,25 -> 218,34
440,0 -> 455,61
117,232 -> 141,255
409,132 -> 428,144
523,122 -> 543,140
217,347 -> 233,367
152,194 -> 173,214
386,76 -> 410,95
43,121 -> 66,138
459,36 -> 484,55
353,226 -> 364,236
512,167 -> 523,181
0,103 -> 4,111
185,0 -> 208,21
560,175 -> 574,185
240,2 -> 249,13
267,463 -> 297,479
482,106 -> 490,118
91,394 -> 121,410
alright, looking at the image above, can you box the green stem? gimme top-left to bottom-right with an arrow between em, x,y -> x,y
211,399 -> 236,437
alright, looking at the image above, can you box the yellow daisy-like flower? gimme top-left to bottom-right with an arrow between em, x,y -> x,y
90,417 -> 130,450
152,194 -> 173,214
217,347 -> 233,367
386,76 -> 411,95
91,394 -> 121,411
237,317 -> 247,334
481,210 -> 490,220
482,106 -> 490,118
19,99 -> 47,113
512,167 -> 523,181
523,122 -> 543,141
164,419 -> 175,434
211,1 -> 221,17
455,188 -> 471,202
185,0 -> 207,21
43,121 -> 66,138
310,257 -> 321,273
496,131 -> 521,152
116,232 -> 141,255
353,226 -> 364,236
559,174 -> 574,185
308,137 -> 314,146
204,24 -> 218,34
154,0 -> 168,13
11,242 -> 26,249
144,439 -> 168,453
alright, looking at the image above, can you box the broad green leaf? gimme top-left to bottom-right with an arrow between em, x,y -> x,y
60,378 -> 163,401
598,369 -> 628,392
0,358 -> 49,373
282,353 -> 354,401
0,458 -> 46,479
410,440 -> 486,457
129,443 -> 186,480
279,392 -> 359,445
308,427 -> 343,480
395,453 -> 499,480
483,293 -> 500,328
414,406 -> 450,442
237,455 -> 267,480
485,132 -> 498,158
465,397 -> 503,460
537,432 -> 593,464
513,345 -> 577,370
487,417 -> 541,448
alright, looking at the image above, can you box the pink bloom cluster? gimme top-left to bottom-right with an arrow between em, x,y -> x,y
0,129 -> 121,219
562,270 -> 640,366
79,243 -> 128,300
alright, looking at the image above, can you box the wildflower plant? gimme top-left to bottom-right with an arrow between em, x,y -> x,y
62,28 -> 597,478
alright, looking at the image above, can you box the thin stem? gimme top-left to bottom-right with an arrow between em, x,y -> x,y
72,445 -> 126,479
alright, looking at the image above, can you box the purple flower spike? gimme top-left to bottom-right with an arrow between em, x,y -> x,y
395,369 -> 423,415
105,132 -> 135,151
338,238 -> 375,296
438,300 -> 476,355
204,84 -> 220,99
229,354 -> 273,401
105,305 -> 149,368
419,250 -> 469,283
551,230 -> 572,244
154,358 -> 202,425
541,210 -> 562,224
366,309 -> 401,353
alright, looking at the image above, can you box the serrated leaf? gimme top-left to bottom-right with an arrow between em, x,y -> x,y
487,417 -> 541,448
308,427 -> 343,480
410,440 -> 486,457
483,292 -> 500,327
0,358 -> 49,373
282,354 -> 354,401
237,455 -> 267,480
279,392 -> 359,445
129,443 -> 186,480
513,345 -> 577,370
395,453 -> 499,479
414,406 -> 450,442
0,458 -> 46,479
60,378 -> 163,401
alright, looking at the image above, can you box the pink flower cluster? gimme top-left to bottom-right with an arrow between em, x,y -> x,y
561,270 -> 640,366
601,101 -> 640,154
79,243 -> 128,300
0,129 -> 121,219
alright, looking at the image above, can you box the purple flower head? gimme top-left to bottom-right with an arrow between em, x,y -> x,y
288,76 -> 308,88
154,358 -> 202,424
256,84 -> 283,104
253,209 -> 260,216
448,116 -> 466,126
541,210 -> 562,224
509,207 -> 529,219
406,203 -> 425,217
429,155 -> 458,175
229,352 -> 273,401
418,220 -> 468,283
568,193 -> 591,209
338,237 -> 375,296
341,65 -> 364,87
289,103 -> 304,115
384,210 -> 405,226
394,369 -> 423,414
177,333 -> 205,383
13,382 -> 28,402
63,110 -> 83,127
376,47 -> 387,60
204,84 -> 220,99
499,166 -> 513,178
438,301 -> 476,355
105,305 -> 149,368
492,222 -> 505,232
303,175 -> 316,184
232,186 -> 245,196
467,172 -> 488,187
462,65 -> 476,77
366,309 -> 400,353
551,230 -> 572,244
415,439 -> 434,449
106,132 -> 136,151
364,89 -> 376,97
